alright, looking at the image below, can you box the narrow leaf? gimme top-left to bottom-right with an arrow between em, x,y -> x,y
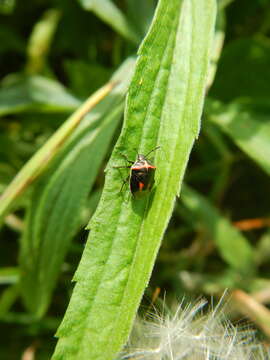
79,0 -> 139,43
126,0 -> 155,37
53,0 -> 216,359
181,185 -> 254,272
207,100 -> 270,176
0,75 -> 79,116
20,103 -> 124,317
210,38 -> 270,102
26,9 -> 61,74
0,80 -> 115,222
0,267 -> 19,285
0,285 -> 19,316
19,59 -> 135,317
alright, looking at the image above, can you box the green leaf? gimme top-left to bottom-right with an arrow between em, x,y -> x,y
53,0 -> 216,359
255,229 -> 270,265
64,60 -> 112,98
207,99 -> 270,176
19,58 -> 135,317
0,285 -> 19,317
206,10 -> 225,90
0,75 -> 80,116
20,104 -> 124,318
210,38 -> 270,102
181,185 -> 254,272
0,267 -> 19,285
78,0 -> 139,43
0,79 -> 116,222
26,9 -> 61,74
0,0 -> 15,14
126,0 -> 155,37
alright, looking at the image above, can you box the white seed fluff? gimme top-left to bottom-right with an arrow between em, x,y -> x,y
120,298 -> 270,360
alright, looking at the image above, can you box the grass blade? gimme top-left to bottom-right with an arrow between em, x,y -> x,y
181,185 -> 254,273
0,80 -> 116,223
19,59 -> 135,317
20,103 -> 124,318
26,9 -> 61,74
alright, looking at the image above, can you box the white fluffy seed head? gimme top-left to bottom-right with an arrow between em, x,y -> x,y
120,298 -> 270,360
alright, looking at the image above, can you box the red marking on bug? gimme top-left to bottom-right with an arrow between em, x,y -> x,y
132,164 -> 156,170
139,182 -> 145,191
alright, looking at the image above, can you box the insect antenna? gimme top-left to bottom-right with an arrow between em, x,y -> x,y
145,146 -> 160,158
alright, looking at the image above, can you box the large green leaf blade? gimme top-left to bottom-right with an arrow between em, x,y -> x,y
53,1 -> 216,359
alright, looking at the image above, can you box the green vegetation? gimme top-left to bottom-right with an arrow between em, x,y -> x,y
1,0 -> 270,359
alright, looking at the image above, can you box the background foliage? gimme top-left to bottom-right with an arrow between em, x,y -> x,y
1,0 -> 270,359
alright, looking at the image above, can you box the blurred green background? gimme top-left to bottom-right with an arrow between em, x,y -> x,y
1,0 -> 270,358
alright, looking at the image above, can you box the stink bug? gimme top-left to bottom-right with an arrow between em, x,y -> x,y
114,146 -> 160,197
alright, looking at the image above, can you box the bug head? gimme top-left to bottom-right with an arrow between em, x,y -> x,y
136,146 -> 160,161
137,154 -> 146,161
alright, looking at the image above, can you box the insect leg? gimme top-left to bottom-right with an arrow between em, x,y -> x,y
120,175 -> 129,192
113,165 -> 131,169
119,153 -> 134,164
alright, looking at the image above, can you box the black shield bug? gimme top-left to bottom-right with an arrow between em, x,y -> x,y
114,146 -> 160,197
